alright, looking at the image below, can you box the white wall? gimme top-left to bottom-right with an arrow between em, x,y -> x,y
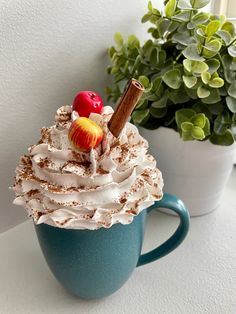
0,0 -> 151,232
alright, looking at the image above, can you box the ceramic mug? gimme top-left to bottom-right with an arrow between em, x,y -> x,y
35,193 -> 190,299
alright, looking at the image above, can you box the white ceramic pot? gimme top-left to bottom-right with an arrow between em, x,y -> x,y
140,127 -> 236,216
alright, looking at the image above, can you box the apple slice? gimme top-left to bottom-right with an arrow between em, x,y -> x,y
68,117 -> 103,152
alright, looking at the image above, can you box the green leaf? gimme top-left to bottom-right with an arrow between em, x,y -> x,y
222,55 -> 236,83
152,8 -> 161,15
226,96 -> 236,113
178,0 -> 192,9
148,0 -> 153,11
114,32 -> 123,48
197,86 -> 210,98
172,10 -> 191,22
193,102 -> 212,119
213,14 -> 226,24
145,93 -> 158,101
132,109 -> 150,124
202,89 -> 221,104
182,131 -> 194,140
168,20 -> 180,34
127,35 -> 140,49
176,43 -> 186,50
192,61 -> 209,74
152,76 -> 162,93
142,13 -> 152,23
191,113 -> 206,128
110,67 -> 119,74
151,94 -> 168,108
203,117 -> 211,136
149,107 -> 167,118
192,12 -> 209,24
222,54 -> 233,68
163,69 -> 182,89
219,87 -> 227,98
169,89 -> 190,104
159,50 -> 167,64
157,18 -> 171,37
165,0 -> 177,17
206,59 -> 220,74
183,75 -> 197,88
172,32 -> 195,46
149,48 -> 158,66
231,59 -> 236,71
206,20 -> 221,37
216,111 -> 231,126
149,14 -> 161,25
222,21 -> 235,37
202,39 -> 222,58
205,39 -> 222,52
228,81 -> 236,98
131,55 -> 141,73
208,77 -> 224,88
217,30 -> 231,46
183,59 -> 192,72
195,28 -> 206,44
190,0 -> 210,9
158,23 -> 170,35
228,45 -> 236,57
178,22 -> 189,33
182,44 -> 204,61
142,39 -> 153,56
232,113 -> 236,124
201,72 -> 211,84
187,22 -> 196,30
183,59 -> 209,74
175,108 -> 196,128
181,121 -> 193,132
210,130 -> 234,146
138,76 -> 150,89
208,102 -> 224,115
108,46 -> 116,58
185,87 -> 198,99
214,112 -> 231,135
224,69 -> 235,84
191,126 -> 205,140
135,99 -> 149,110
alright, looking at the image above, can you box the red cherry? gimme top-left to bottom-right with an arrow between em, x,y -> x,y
72,91 -> 103,117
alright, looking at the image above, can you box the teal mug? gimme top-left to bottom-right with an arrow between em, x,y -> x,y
35,193 -> 190,299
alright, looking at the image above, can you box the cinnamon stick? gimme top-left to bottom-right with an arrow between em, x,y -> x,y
108,79 -> 144,138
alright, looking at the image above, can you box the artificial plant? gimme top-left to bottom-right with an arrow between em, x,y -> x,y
107,0 -> 236,145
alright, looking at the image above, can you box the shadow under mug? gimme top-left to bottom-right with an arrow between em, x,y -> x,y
35,193 -> 190,299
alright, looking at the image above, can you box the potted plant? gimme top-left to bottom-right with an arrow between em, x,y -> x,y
106,0 -> 236,216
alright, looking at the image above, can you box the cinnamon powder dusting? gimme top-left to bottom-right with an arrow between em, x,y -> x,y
97,167 -> 109,175
38,157 -> 50,168
125,209 -> 137,215
26,189 -> 40,197
40,127 -> 52,144
119,197 -> 127,204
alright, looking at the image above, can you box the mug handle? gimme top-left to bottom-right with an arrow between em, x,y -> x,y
137,193 -> 190,267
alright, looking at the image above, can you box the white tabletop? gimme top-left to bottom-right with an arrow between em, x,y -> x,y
1,169 -> 236,314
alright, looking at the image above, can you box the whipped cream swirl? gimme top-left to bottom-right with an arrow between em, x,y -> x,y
13,106 -> 163,229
